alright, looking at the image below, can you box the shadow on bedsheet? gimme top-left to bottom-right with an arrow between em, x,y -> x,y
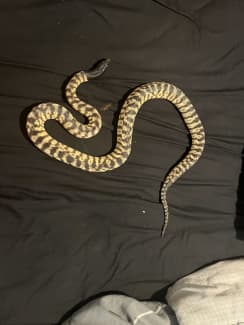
20,105 -> 35,142
235,147 -> 244,240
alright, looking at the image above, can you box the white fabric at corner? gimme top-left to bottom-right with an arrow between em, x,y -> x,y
166,258 -> 244,325
62,295 -> 178,325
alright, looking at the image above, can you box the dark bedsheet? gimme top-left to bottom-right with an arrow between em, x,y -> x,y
1,1 -> 244,324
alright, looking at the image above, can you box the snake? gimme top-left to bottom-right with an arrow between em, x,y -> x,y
26,59 -> 205,238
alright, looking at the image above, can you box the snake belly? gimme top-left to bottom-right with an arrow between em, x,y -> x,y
26,60 -> 205,238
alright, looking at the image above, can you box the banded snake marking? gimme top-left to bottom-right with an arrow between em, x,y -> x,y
26,59 -> 205,238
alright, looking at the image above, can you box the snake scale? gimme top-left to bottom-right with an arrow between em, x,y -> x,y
26,59 -> 205,238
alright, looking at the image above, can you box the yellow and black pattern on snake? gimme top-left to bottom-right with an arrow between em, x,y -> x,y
26,59 -> 205,238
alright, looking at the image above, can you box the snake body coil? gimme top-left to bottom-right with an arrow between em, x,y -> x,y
26,59 -> 205,238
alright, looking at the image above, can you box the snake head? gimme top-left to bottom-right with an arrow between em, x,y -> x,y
85,58 -> 111,79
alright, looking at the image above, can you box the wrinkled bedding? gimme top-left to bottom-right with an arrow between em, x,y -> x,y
1,1 -> 244,324
63,258 -> 244,325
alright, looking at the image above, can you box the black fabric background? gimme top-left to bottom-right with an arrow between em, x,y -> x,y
1,1 -> 244,324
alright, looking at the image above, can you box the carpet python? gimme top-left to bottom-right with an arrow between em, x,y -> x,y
26,59 -> 205,238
